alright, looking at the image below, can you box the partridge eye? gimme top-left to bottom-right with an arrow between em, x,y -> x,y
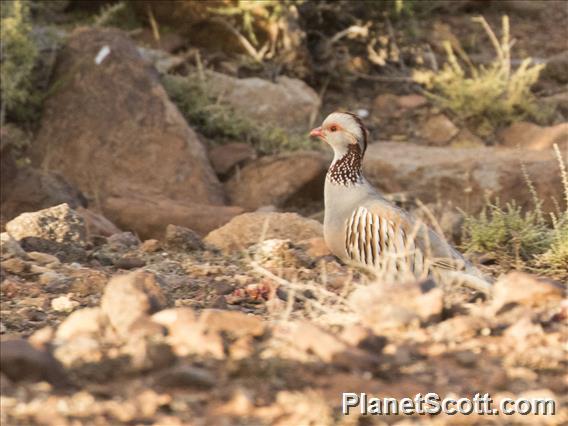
330,125 -> 338,132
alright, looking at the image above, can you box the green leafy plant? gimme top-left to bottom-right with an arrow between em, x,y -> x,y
413,16 -> 545,136
462,145 -> 568,280
162,73 -> 312,154
0,0 -> 38,125
93,1 -> 140,30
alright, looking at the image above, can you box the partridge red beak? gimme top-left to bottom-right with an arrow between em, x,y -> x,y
310,127 -> 324,139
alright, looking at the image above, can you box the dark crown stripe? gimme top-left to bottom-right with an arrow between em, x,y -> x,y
343,111 -> 368,155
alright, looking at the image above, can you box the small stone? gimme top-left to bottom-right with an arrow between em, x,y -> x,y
5,203 -> 86,246
107,232 -> 141,250
498,122 -> 568,151
298,237 -> 332,258
51,295 -> 80,312
492,272 -> 564,312
420,114 -> 459,145
350,280 -> 443,331
205,212 -> 322,254
140,239 -> 162,253
114,255 -> 146,270
373,93 -> 400,118
101,271 -> 168,337
199,309 -> 265,338
152,308 -> 224,358
0,258 -> 29,274
153,365 -> 215,389
208,142 -> 256,176
0,338 -> 69,387
0,232 -> 27,260
26,251 -> 60,266
397,94 -> 427,109
56,307 -> 108,341
164,224 -> 204,251
0,323 -> 6,334
451,128 -> 485,148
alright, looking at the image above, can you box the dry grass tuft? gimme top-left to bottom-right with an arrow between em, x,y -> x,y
413,16 -> 546,136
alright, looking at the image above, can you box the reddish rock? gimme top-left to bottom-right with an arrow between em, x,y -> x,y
373,93 -> 400,118
101,271 -> 168,337
497,122 -> 568,151
363,142 -> 565,214
0,338 -> 69,387
397,94 -> 428,109
204,212 -> 322,253
225,151 -> 327,210
31,27 -> 224,207
208,143 -> 256,177
492,272 -> 564,312
103,195 -> 243,240
419,114 -> 459,145
76,207 -> 121,238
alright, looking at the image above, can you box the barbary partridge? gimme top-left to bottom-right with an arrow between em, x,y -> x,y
310,112 -> 491,293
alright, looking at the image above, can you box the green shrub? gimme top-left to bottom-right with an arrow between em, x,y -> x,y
0,0 -> 38,125
413,16 -> 545,136
162,73 -> 312,154
462,145 -> 568,280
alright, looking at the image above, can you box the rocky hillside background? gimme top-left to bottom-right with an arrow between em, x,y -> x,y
0,1 -> 566,425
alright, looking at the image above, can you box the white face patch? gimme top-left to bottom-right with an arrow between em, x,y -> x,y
322,112 -> 363,142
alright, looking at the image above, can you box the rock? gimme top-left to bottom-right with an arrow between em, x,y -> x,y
153,365 -> 215,389
251,239 -> 313,270
1,167 -> 86,227
0,233 -> 28,260
451,128 -> 485,148
363,142 -> 565,214
0,258 -> 29,275
31,27 -> 225,208
542,51 -> 568,84
0,338 -> 69,387
350,281 -> 443,331
204,212 -> 322,253
373,93 -> 400,118
202,70 -> 320,134
76,207 -> 121,239
114,256 -> 146,269
419,114 -> 459,145
225,151 -> 327,210
140,239 -> 162,253
497,122 -> 568,151
6,203 -> 86,246
101,271 -> 168,337
208,143 -> 256,177
107,232 -> 141,251
397,94 -> 428,110
297,237 -> 332,258
432,315 -> 490,342
492,272 -> 564,312
55,307 -> 108,341
199,309 -> 265,339
26,252 -> 60,266
164,224 -> 204,251
103,194 -> 243,240
151,308 -> 224,358
51,295 -> 80,312
274,321 -> 378,369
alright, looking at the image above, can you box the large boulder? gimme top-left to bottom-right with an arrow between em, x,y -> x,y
103,195 -> 243,240
363,142 -> 565,214
497,122 -> 568,151
203,70 -> 320,134
225,151 -> 327,210
31,27 -> 224,207
204,212 -> 322,253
